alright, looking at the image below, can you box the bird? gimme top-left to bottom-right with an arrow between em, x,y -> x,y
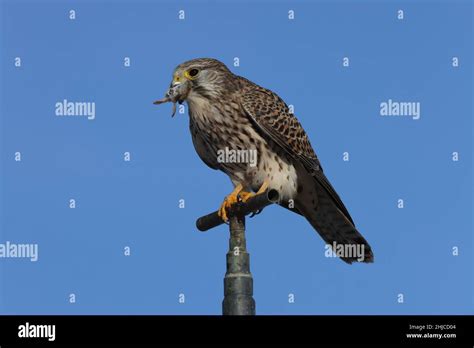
154,58 -> 373,264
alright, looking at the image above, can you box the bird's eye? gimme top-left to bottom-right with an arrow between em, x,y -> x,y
188,69 -> 199,78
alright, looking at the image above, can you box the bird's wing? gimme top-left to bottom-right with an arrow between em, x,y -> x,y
189,119 -> 220,170
239,83 -> 355,225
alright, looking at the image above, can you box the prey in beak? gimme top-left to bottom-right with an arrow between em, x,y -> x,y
153,74 -> 187,117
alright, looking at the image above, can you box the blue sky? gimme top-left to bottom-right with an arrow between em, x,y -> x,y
0,0 -> 472,314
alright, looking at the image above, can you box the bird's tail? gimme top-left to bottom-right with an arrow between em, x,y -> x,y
295,180 -> 374,264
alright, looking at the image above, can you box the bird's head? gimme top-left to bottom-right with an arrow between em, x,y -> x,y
154,58 -> 234,116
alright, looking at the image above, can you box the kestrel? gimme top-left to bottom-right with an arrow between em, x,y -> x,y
154,58 -> 373,264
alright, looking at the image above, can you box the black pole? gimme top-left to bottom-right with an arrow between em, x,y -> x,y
196,189 -> 279,232
195,189 -> 279,315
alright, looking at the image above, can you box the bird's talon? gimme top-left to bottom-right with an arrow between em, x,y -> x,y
249,209 -> 263,218
218,203 -> 229,222
218,190 -> 241,222
217,185 -> 258,222
238,191 -> 255,202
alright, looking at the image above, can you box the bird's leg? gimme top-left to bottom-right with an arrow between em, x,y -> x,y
238,181 -> 269,203
218,184 -> 244,222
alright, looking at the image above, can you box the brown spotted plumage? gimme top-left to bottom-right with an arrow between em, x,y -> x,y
155,58 -> 373,264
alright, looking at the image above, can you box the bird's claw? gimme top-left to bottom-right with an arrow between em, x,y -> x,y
238,191 -> 255,203
217,188 -> 254,222
217,192 -> 239,222
249,209 -> 263,218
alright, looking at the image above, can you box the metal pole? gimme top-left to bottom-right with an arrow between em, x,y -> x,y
222,210 -> 255,315
195,189 -> 280,315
